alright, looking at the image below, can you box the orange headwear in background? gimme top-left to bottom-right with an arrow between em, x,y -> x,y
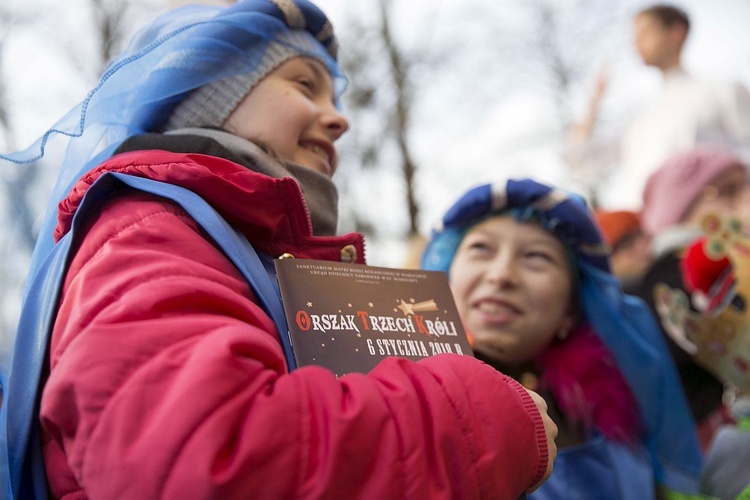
595,210 -> 641,249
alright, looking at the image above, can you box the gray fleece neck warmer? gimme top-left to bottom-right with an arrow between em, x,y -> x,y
166,127 -> 339,236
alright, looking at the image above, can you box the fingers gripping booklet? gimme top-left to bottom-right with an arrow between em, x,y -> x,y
274,259 -> 474,376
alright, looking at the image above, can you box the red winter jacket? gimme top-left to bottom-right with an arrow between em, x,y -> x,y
40,147 -> 548,499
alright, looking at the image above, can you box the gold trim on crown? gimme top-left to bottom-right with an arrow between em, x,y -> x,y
490,184 -> 508,212
531,189 -> 568,212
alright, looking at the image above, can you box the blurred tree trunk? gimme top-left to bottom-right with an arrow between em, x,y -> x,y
90,0 -> 163,74
378,0 -> 419,237
336,0 -> 443,243
90,0 -> 129,72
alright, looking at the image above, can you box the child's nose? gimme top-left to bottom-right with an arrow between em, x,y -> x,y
321,103 -> 349,140
486,256 -> 519,287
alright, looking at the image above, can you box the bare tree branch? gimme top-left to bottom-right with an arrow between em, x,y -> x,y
378,0 -> 420,237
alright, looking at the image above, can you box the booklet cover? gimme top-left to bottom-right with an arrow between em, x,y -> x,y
274,259 -> 473,377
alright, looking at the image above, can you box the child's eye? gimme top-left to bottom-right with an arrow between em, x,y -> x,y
295,77 -> 315,91
524,251 -> 567,273
524,251 -> 553,263
466,241 -> 493,254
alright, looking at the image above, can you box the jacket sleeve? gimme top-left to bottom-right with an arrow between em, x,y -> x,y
41,194 -> 547,499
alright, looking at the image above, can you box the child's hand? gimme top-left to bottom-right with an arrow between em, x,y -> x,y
524,388 -> 558,493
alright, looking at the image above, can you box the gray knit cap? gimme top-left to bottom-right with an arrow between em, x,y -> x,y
164,29 -> 328,131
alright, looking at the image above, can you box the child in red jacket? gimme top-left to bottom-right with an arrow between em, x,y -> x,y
2,1 -> 555,498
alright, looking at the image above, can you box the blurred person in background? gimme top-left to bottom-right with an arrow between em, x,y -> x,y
661,233 -> 750,500
632,146 -> 750,454
594,209 -> 652,292
567,4 -> 750,210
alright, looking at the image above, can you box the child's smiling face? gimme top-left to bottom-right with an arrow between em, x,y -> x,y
449,216 -> 577,366
223,57 -> 349,176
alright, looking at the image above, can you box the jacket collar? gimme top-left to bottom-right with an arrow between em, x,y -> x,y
163,128 -> 341,237
55,142 -> 365,263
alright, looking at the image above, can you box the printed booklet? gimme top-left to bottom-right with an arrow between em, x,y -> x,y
274,259 -> 473,377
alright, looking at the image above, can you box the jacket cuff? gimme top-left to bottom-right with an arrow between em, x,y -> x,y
504,375 -> 549,489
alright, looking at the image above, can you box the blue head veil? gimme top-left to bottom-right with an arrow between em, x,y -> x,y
1,0 -> 346,295
422,179 -> 703,493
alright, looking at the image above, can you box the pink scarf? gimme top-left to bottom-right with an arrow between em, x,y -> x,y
537,324 -> 643,443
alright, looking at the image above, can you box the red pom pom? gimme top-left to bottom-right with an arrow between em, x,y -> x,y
681,238 -> 731,293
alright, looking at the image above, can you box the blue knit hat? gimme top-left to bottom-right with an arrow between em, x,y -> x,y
164,11 -> 340,131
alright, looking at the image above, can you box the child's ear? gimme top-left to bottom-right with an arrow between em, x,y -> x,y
669,23 -> 688,46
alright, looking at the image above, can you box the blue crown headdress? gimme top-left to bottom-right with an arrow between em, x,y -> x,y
422,180 -> 611,274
